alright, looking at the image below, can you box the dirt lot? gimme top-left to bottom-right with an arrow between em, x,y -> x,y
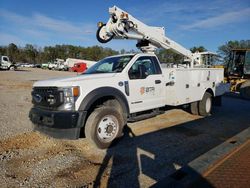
0,68 -> 249,187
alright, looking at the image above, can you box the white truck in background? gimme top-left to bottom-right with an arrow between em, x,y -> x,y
29,6 -> 228,149
48,58 -> 67,71
193,51 -> 221,67
0,56 -> 16,70
55,59 -> 68,71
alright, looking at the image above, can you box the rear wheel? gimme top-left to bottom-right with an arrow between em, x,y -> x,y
85,106 -> 123,149
198,92 -> 212,116
190,101 -> 198,115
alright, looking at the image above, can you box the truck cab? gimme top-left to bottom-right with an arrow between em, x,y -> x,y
227,49 -> 250,77
70,62 -> 87,73
29,53 -> 226,148
225,49 -> 250,99
48,62 -> 57,70
0,56 -> 15,70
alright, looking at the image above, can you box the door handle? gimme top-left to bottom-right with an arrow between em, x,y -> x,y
166,81 -> 175,86
155,80 -> 161,84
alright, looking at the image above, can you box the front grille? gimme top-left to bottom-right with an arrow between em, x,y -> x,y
32,87 -> 64,109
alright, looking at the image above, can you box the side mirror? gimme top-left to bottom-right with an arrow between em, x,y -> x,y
138,64 -> 147,79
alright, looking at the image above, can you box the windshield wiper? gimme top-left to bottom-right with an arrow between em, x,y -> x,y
84,70 -> 111,74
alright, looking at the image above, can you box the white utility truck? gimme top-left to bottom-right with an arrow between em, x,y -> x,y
0,55 -> 16,70
48,58 -> 67,71
29,6 -> 227,148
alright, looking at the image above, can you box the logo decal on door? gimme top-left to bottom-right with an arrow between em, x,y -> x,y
140,87 -> 155,95
140,87 -> 145,95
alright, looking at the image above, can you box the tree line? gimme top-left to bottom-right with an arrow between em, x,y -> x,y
0,40 -> 249,64
0,43 -> 119,64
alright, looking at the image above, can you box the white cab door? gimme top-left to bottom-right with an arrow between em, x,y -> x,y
127,56 -> 164,113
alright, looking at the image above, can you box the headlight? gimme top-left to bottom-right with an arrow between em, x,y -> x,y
59,86 -> 80,111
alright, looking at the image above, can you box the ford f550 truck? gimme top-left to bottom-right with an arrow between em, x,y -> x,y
29,53 -> 226,148
29,6 -> 227,148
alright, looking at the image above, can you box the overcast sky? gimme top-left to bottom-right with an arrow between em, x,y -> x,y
0,0 -> 249,52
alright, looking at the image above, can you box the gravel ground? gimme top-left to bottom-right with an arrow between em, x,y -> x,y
0,68 -> 249,187
0,68 -> 76,139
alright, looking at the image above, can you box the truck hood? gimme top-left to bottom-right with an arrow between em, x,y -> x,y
33,73 -> 116,87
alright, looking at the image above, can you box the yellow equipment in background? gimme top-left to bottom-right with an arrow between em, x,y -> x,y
225,49 -> 250,99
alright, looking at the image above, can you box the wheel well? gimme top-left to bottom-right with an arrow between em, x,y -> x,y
79,87 -> 130,115
206,88 -> 214,97
87,96 -> 116,116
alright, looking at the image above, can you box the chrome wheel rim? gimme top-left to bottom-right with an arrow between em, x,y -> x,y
97,115 -> 119,143
206,97 -> 212,113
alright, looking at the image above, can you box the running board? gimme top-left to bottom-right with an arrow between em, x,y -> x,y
128,109 -> 164,122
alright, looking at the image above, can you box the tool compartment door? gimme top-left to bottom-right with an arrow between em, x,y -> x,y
165,68 -> 224,106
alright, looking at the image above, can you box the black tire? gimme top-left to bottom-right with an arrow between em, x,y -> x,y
85,106 -> 124,149
96,24 -> 114,43
198,92 -> 212,116
9,66 -> 15,71
190,101 -> 198,115
103,99 -> 127,126
240,80 -> 250,100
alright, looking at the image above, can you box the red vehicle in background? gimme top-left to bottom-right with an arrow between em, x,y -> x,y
70,62 -> 87,73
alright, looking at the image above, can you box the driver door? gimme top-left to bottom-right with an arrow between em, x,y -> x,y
127,56 -> 164,113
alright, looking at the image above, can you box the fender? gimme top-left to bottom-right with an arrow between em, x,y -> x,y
78,87 -> 130,115
206,88 -> 214,97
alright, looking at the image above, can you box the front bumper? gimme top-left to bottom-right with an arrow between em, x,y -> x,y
29,107 -> 87,139
0,66 -> 9,70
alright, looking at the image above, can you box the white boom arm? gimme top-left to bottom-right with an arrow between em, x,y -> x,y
97,6 -> 195,64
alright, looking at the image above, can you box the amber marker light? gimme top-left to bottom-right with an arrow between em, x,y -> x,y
73,87 -> 80,97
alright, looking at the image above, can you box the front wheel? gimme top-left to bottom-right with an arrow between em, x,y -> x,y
85,106 -> 124,149
198,92 -> 212,116
9,66 -> 15,71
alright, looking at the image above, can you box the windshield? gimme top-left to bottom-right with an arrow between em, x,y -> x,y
84,55 -> 133,74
